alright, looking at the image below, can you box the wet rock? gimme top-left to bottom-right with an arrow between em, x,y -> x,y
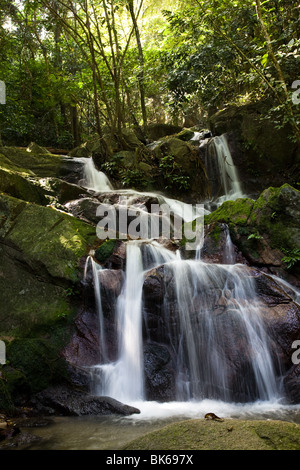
63,309 -> 100,368
0,423 -> 20,441
0,430 -> 42,449
34,386 -> 140,416
144,343 -> 176,402
65,197 -> 101,224
283,364 -> 300,404
201,222 -> 245,265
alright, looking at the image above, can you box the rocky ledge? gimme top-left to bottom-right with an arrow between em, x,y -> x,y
31,385 -> 140,417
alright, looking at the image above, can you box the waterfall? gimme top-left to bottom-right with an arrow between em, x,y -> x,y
164,261 -> 280,402
84,256 -> 108,363
87,241 -> 281,404
205,134 -> 245,206
89,241 -> 177,403
80,141 -> 283,406
79,157 -> 113,192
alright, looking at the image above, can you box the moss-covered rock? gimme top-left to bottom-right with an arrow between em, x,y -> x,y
0,168 -> 48,205
205,184 -> 300,281
123,418 -> 300,450
146,123 -> 182,141
6,338 -> 69,395
94,239 -> 117,264
0,193 -> 97,339
158,137 -> 194,173
0,146 -> 65,178
250,183 -> 300,252
0,193 -> 95,281
0,245 -> 71,335
205,197 -> 254,226
0,374 -> 15,415
176,128 -> 195,141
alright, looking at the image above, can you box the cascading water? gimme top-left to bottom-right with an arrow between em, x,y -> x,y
86,240 -> 283,404
204,134 -> 245,207
79,136 -> 285,407
163,260 -> 280,402
84,256 -> 108,363
89,241 -> 178,403
79,156 -> 113,191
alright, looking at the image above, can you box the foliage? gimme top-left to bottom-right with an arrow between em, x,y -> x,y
0,0 -> 299,146
120,168 -> 149,189
159,155 -> 190,191
247,232 -> 263,241
281,248 -> 300,269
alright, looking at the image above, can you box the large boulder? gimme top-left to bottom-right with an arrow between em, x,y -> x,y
205,184 -> 300,285
33,385 -> 140,416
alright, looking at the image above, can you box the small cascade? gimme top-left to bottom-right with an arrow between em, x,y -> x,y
84,256 -> 108,363
223,225 -> 237,265
204,134 -> 245,207
79,157 -> 113,192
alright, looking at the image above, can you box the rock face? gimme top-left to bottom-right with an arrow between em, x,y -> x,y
122,418 -> 300,451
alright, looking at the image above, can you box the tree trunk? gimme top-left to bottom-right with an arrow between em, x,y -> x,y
128,0 -> 147,133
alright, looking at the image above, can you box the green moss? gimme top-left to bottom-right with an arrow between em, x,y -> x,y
0,193 -> 95,282
250,184 -> 300,251
0,376 -> 15,415
206,198 -> 254,226
210,223 -> 222,243
122,418 -> 300,451
205,184 -> 300,265
0,193 -> 27,238
95,239 -> 117,263
0,168 -> 48,205
1,147 -> 65,178
6,338 -> 68,394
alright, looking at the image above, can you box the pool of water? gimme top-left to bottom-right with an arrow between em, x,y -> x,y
22,399 -> 300,450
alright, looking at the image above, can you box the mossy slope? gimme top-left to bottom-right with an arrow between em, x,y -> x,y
0,192 -> 97,409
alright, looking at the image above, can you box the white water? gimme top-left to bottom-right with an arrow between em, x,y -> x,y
78,157 -> 113,191
166,260 -> 280,402
205,134 -> 245,206
74,154 -> 208,224
90,241 -> 178,403
84,256 -> 108,363
86,241 -> 282,405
